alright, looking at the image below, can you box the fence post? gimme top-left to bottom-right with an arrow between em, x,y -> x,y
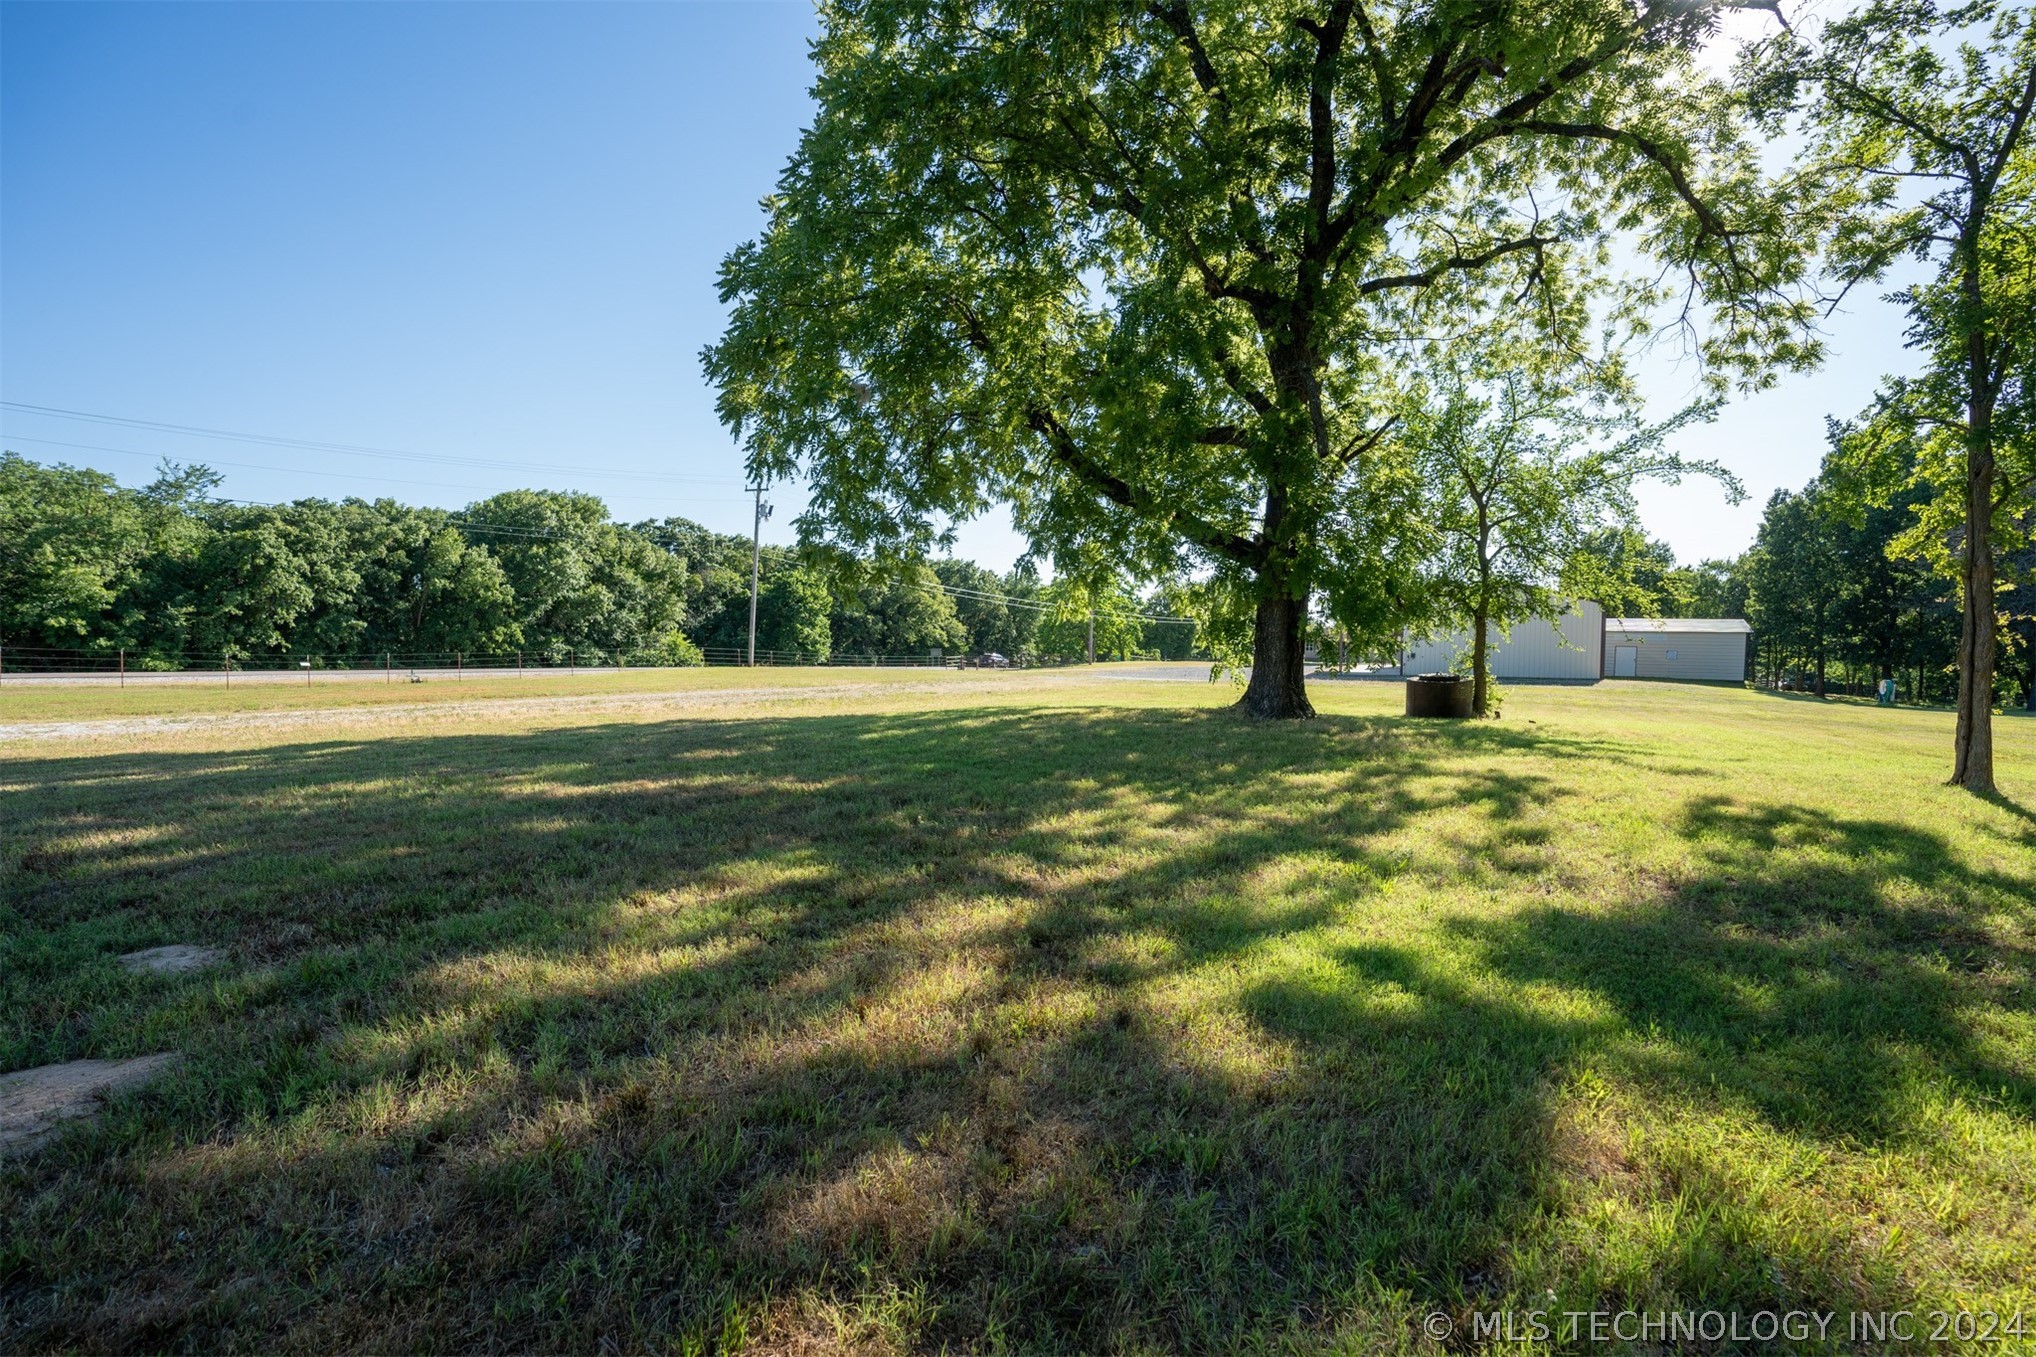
457,650 -> 462,681
570,647 -> 575,675
386,652 -> 391,684
224,654 -> 230,688
518,650 -> 523,678
120,648 -> 125,689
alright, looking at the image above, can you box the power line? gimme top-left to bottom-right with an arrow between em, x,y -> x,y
0,400 -> 744,487
1,433 -> 754,503
933,581 -> 1191,624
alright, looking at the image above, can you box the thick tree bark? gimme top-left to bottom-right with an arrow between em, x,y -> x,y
1951,256 -> 1999,792
1951,430 -> 1997,791
1471,607 -> 1492,717
1238,591 -> 1315,719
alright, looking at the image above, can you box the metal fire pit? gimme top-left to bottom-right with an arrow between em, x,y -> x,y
1405,673 -> 1474,718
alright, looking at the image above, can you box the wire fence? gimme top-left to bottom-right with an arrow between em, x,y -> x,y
0,644 -> 1094,684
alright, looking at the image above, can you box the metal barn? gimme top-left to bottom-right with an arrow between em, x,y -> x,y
1398,601 -> 1605,680
1603,618 -> 1751,682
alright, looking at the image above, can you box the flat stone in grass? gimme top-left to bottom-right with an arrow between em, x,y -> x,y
119,944 -> 222,975
0,1054 -> 181,1154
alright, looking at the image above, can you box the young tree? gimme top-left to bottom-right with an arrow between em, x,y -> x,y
706,0 -> 1818,718
1407,378 -> 1734,715
1746,0 -> 2036,788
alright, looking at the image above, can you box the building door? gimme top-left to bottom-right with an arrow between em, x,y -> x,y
1612,645 -> 1638,678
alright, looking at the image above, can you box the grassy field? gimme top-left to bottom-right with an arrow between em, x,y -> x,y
2,668 -> 2032,1353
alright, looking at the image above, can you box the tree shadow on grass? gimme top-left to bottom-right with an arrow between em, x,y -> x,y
1,709 -> 2029,1352
1243,791 -> 2035,1343
1454,798 -> 2036,1141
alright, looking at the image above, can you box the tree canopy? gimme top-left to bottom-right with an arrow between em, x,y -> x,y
708,0 -> 1819,716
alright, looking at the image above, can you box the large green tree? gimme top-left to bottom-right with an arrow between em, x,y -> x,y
346,502 -> 522,657
1746,0 -> 2035,788
706,0 -> 1816,717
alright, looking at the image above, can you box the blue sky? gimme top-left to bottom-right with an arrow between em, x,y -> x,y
3,1 -> 1921,570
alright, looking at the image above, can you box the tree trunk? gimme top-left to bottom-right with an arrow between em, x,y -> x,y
1238,591 -> 1314,719
1950,213 -> 1998,791
1471,609 -> 1491,717
1950,434 -> 1996,790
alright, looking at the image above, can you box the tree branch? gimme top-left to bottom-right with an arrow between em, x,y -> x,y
1511,120 -> 1732,239
1332,414 -> 1399,465
1356,235 -> 1551,295
1026,406 -> 1265,565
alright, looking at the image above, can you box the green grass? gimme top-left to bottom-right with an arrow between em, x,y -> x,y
2,674 -> 2032,1353
0,662 -> 973,723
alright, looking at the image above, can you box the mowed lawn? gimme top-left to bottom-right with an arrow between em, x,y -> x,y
2,669 -> 2032,1354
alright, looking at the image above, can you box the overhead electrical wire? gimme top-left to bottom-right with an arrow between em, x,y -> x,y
0,400 -> 744,487
0,432 -> 754,504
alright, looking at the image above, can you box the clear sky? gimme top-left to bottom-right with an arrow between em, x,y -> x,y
2,0 -> 1924,570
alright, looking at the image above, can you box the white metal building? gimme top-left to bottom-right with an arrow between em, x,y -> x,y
1603,618 -> 1751,682
1399,600 -> 1605,680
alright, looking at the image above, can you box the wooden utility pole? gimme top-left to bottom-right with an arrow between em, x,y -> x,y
746,483 -> 771,667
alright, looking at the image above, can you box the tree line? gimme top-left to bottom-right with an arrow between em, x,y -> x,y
1688,445 -> 2036,708
0,452 -> 1199,667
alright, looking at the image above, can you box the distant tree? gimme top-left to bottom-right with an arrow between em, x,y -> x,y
1746,0 -> 2036,788
933,559 -> 1021,657
1406,377 -> 1732,715
640,516 -> 754,643
346,502 -> 522,657
1139,586 -> 1201,661
1033,575 -> 1146,662
1745,485 -> 1845,693
932,558 -> 1058,658
1575,529 -> 1693,618
707,0 -> 1820,719
172,503 -> 327,659
0,453 -> 215,654
1670,557 -> 1749,619
995,565 -> 1045,659
464,490 -> 685,661
753,565 -> 836,660
828,564 -> 967,657
640,516 -> 832,660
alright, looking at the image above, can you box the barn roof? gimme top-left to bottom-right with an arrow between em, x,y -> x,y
1605,617 -> 1752,634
